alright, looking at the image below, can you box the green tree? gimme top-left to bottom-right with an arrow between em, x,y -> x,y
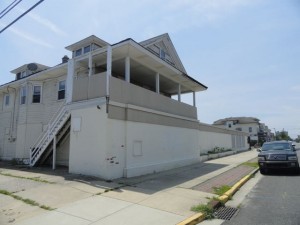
276,130 -> 291,141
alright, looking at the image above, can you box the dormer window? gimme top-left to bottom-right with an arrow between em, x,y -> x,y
83,45 -> 91,54
74,45 -> 91,57
21,71 -> 26,78
75,49 -> 82,57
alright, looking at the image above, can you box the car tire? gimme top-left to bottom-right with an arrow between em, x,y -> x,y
260,168 -> 266,175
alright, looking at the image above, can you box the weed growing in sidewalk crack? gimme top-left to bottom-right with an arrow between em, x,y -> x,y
0,189 -> 54,210
0,172 -> 55,184
191,204 -> 214,219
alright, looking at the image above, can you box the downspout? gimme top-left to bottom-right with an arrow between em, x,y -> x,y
106,45 -> 112,113
7,86 -> 17,140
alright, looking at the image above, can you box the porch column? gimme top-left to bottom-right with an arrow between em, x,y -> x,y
66,58 -> 74,103
52,136 -> 56,170
193,91 -> 196,107
156,73 -> 160,93
106,45 -> 112,97
125,56 -> 130,82
88,52 -> 92,76
178,84 -> 181,102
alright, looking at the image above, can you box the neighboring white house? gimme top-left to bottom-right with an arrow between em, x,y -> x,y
213,117 -> 262,146
0,34 -> 249,180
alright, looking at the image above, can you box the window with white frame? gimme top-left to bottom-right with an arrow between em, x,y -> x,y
20,86 -> 27,105
4,94 -> 9,107
32,85 -> 41,103
75,49 -> 82,57
83,45 -> 91,54
21,71 -> 26,78
58,80 -> 66,100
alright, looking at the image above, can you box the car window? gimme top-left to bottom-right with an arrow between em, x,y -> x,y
262,143 -> 291,151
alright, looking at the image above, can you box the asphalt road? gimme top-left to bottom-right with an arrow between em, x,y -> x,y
222,150 -> 300,225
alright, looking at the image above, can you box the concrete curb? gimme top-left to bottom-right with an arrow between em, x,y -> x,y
176,213 -> 205,225
176,167 -> 259,225
218,167 -> 259,204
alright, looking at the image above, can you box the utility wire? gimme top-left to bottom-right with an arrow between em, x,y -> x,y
0,0 -> 44,34
0,0 -> 19,16
0,0 -> 23,19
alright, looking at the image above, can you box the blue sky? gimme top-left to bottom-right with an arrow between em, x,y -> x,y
0,0 -> 300,138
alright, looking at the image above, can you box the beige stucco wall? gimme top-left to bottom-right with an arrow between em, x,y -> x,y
124,121 -> 200,177
72,72 -> 106,102
68,105 -> 126,180
198,123 -> 249,154
110,76 -> 197,119
68,104 -> 200,179
198,130 -> 232,154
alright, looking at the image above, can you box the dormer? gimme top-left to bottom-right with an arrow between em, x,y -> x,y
65,35 -> 110,58
11,63 -> 49,80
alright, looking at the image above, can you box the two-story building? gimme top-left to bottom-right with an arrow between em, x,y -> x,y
0,34 -> 249,180
213,117 -> 261,146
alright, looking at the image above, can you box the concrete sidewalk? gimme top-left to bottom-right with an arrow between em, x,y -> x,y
0,150 -> 258,225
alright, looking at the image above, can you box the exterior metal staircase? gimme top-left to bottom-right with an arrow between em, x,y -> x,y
30,105 -> 71,166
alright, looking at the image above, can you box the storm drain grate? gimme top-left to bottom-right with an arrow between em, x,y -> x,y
214,206 -> 239,220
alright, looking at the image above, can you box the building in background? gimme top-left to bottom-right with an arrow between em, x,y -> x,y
213,117 -> 265,146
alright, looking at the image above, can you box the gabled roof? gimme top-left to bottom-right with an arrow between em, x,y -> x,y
65,35 -> 110,51
139,33 -> 187,73
213,117 -> 260,125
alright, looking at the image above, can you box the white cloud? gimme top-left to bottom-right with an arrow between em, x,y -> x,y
16,7 -> 67,37
0,22 -> 53,48
28,12 -> 67,37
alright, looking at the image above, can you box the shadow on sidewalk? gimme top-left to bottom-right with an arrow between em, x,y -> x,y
0,160 -> 228,194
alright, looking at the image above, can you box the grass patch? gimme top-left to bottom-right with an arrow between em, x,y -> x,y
0,189 -> 54,210
40,205 -> 55,210
213,185 -> 231,196
0,172 -> 55,184
191,204 -> 214,219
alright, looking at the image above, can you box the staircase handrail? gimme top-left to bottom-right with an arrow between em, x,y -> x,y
30,101 -> 67,162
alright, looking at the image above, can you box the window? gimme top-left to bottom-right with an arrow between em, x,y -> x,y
4,94 -> 9,107
32,85 -> 41,103
160,49 -> 166,60
236,128 -> 242,131
75,49 -> 82,57
21,71 -> 26,78
83,45 -> 91,54
249,127 -> 252,133
20,86 -> 27,105
58,80 -> 66,100
228,124 -> 232,128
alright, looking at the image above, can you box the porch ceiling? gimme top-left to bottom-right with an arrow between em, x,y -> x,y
112,41 -> 207,93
